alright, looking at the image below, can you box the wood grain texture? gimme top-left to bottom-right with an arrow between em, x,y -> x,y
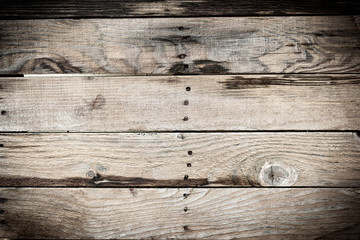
0,132 -> 359,187
1,16 -> 360,74
0,188 -> 359,239
0,0 -> 359,19
0,75 -> 359,131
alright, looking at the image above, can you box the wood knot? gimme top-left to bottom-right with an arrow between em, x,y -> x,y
86,171 -> 96,178
89,94 -> 106,110
259,162 -> 298,186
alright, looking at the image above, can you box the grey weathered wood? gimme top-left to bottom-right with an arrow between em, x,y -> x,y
0,132 -> 359,187
0,75 -> 359,131
0,0 -> 359,19
1,16 -> 360,74
0,188 -> 359,239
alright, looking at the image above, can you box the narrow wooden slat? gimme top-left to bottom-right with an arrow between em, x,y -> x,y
0,132 -> 359,187
0,0 -> 359,18
1,16 -> 359,74
0,188 -> 359,239
0,75 -> 359,131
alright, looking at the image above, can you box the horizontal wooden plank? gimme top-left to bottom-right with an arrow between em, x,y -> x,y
0,75 -> 359,131
0,188 -> 359,239
0,132 -> 359,187
0,0 -> 359,18
1,16 -> 360,74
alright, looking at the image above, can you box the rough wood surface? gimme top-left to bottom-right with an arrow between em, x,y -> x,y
0,0 -> 359,18
0,75 -> 359,131
0,132 -> 359,187
0,188 -> 359,239
1,16 -> 360,74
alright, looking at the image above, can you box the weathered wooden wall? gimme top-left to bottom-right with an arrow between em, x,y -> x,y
0,1 -> 359,239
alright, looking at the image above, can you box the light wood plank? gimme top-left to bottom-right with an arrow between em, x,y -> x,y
0,188 -> 359,239
0,75 -> 359,131
0,0 -> 359,18
0,132 -> 359,187
1,17 -> 360,74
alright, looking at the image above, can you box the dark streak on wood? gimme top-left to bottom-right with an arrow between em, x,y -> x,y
0,0 -> 359,19
169,60 -> 229,75
94,174 -> 211,186
0,173 -> 265,187
1,208 -> 83,239
212,175 -> 261,187
314,223 -> 360,240
23,57 -> 82,74
219,75 -> 360,90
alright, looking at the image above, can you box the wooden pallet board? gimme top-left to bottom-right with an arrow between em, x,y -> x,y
0,188 -> 359,239
1,75 -> 359,131
1,16 -> 359,75
0,0 -> 359,18
0,1 -> 359,239
0,132 -> 359,187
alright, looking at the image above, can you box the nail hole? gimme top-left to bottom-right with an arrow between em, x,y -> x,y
183,36 -> 191,40
183,116 -> 189,121
183,100 -> 189,105
1,111 -> 6,115
186,87 -> 191,91
178,26 -> 184,31
179,54 -> 187,59
187,163 -> 192,167
0,144 -> 3,147
183,64 -> 189,70
0,210 -> 4,214
184,174 -> 189,180
187,150 -> 193,155
183,193 -> 190,198
184,207 -> 189,212
0,220 -> 6,225
183,225 -> 189,231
